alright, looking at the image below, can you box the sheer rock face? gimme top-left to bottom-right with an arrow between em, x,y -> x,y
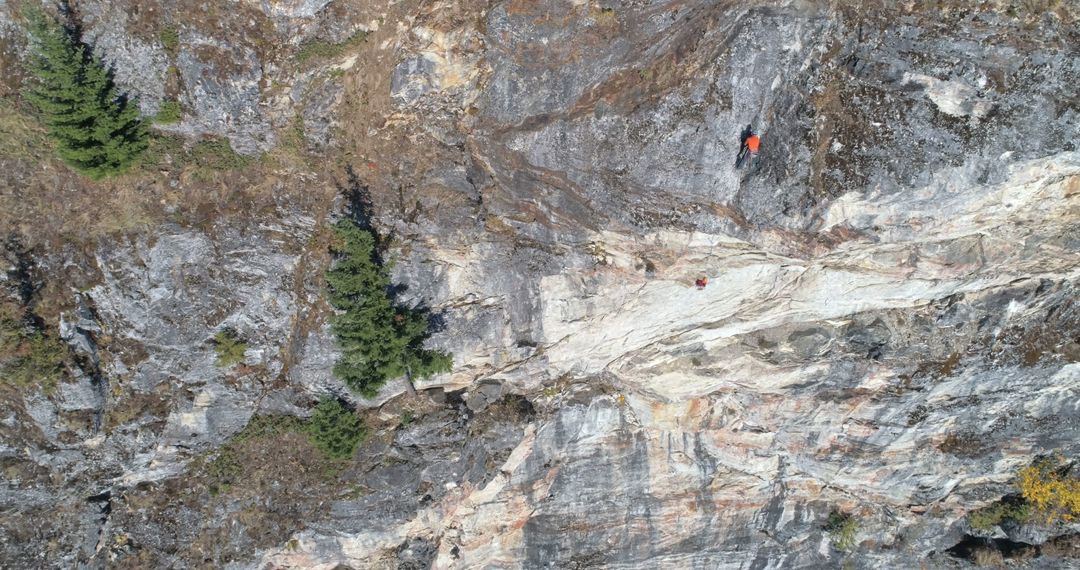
85,217 -> 320,484
259,1 -> 1080,566
261,153 -> 1080,570
2,0 -> 1079,569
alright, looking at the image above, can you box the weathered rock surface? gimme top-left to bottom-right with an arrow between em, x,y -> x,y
1,0 -> 1079,569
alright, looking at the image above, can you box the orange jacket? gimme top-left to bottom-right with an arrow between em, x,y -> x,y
746,134 -> 760,152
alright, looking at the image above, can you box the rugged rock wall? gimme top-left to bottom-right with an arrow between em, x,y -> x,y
1,0 -> 1078,569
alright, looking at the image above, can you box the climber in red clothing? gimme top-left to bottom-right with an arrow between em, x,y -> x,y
746,132 -> 760,153
695,276 -> 708,290
736,124 -> 760,168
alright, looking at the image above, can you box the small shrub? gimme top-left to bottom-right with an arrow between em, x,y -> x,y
136,134 -> 184,169
1,330 -> 66,391
968,455 -> 1079,530
201,406 -> 363,496
232,414 -> 305,443
1017,456 -> 1080,523
138,135 -> 255,172
104,392 -> 168,431
212,329 -> 247,368
969,507 -> 1003,532
295,31 -> 368,63
0,303 -> 65,391
202,414 -> 305,494
306,398 -> 365,461
205,447 -> 241,496
189,137 -> 256,171
279,114 -> 306,152
596,7 -> 617,28
154,100 -> 182,124
159,26 -> 179,53
969,496 -> 1033,531
824,510 -> 859,552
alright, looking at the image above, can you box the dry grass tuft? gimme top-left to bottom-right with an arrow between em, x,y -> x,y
972,546 -> 1005,567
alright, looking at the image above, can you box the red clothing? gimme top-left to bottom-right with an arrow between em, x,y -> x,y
746,134 -> 760,152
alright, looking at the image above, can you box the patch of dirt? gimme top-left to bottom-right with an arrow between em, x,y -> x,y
104,390 -> 169,432
467,393 -> 536,437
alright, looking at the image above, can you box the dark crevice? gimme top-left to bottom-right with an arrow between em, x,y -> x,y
946,535 -> 1036,559
3,235 -> 39,309
946,533 -> 1080,564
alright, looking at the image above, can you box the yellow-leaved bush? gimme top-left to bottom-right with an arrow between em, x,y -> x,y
1017,457 -> 1080,523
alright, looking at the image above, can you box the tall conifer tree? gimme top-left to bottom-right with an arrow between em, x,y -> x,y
326,219 -> 452,397
23,6 -> 147,178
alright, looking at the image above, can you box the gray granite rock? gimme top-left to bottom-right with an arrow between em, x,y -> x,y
2,2 -> 1080,569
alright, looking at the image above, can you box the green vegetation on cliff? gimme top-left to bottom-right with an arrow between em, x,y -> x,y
154,100 -> 182,124
1018,455 -> 1080,523
295,30 -> 369,63
212,328 -> 247,368
306,397 -> 366,460
968,454 -> 1080,531
969,497 -> 1032,531
22,6 -> 147,179
326,218 -> 452,397
825,510 -> 859,551
0,302 -> 66,392
203,399 -> 365,494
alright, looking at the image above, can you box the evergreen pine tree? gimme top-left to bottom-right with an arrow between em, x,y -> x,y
305,397 -> 365,460
326,219 -> 452,397
22,6 -> 147,179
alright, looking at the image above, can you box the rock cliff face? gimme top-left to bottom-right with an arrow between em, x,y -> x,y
1,0 -> 1078,569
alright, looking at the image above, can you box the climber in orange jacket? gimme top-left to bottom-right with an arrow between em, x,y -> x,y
736,124 -> 760,168
746,132 -> 760,153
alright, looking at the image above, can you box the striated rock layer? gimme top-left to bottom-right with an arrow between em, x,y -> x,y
261,150 -> 1080,570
